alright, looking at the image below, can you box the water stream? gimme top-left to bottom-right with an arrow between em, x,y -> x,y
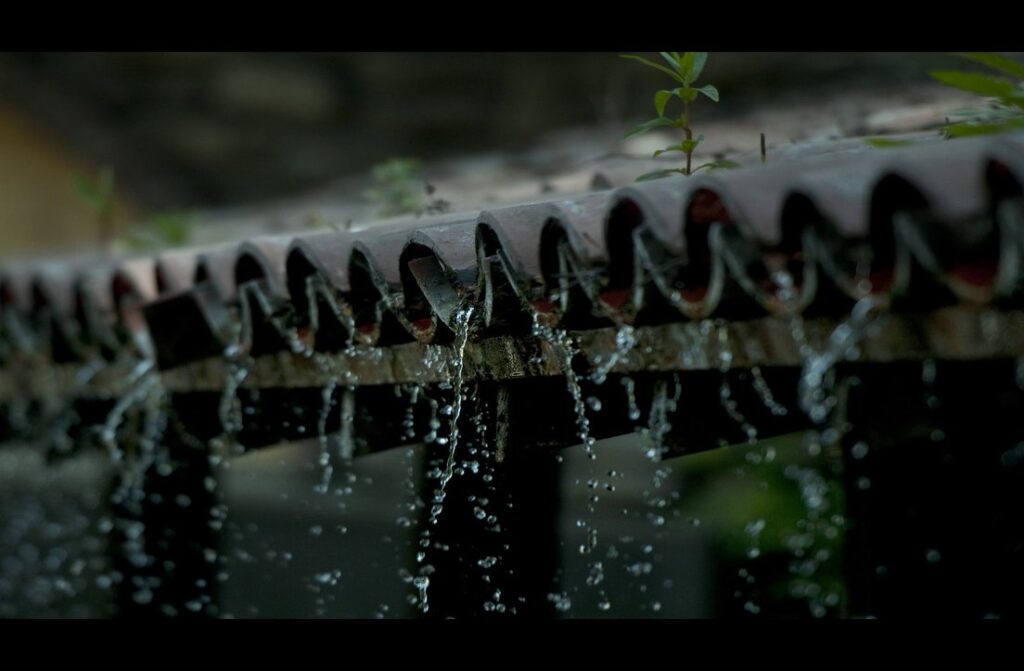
426,304 -> 475,528
412,304 -> 475,614
531,313 -> 614,611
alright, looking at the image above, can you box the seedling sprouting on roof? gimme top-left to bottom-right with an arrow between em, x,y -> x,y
364,158 -> 450,218
116,211 -> 196,253
620,52 -> 737,180
364,158 -> 424,218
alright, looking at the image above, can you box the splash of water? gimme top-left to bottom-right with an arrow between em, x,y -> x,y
783,295 -> 880,618
590,324 -> 637,386
798,297 -> 885,425
641,376 -> 681,462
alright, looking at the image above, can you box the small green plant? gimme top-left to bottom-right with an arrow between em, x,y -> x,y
116,211 -> 196,252
620,52 -> 736,180
363,158 -> 449,218
72,167 -> 116,247
930,52 -> 1024,138
364,158 -> 424,217
364,157 -> 452,218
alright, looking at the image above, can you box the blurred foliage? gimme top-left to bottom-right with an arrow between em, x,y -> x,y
363,158 -> 450,219
71,167 -> 115,245
673,431 -> 847,617
362,159 -> 419,218
114,211 -> 195,253
932,52 -> 1024,138
73,165 -> 194,253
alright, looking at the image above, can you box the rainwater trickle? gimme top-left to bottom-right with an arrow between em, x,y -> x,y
750,366 -> 788,417
590,324 -> 637,386
714,322 -> 759,444
426,304 -> 474,528
531,314 -> 595,459
413,305 -> 475,614
798,297 -> 884,426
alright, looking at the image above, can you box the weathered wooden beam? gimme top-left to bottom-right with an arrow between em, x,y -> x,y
158,306 -> 1024,392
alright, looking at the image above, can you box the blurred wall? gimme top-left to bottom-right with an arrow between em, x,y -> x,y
0,52 -> 955,254
0,104 -> 139,257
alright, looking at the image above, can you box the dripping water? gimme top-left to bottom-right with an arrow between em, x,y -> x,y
637,375 -> 681,613
798,297 -> 885,426
216,321 -> 252,452
531,314 -> 596,459
590,324 -> 637,386
784,295 -> 882,618
750,366 -> 788,417
426,304 -> 475,527
714,322 -> 759,444
531,312 -> 611,610
622,375 -> 641,423
414,305 -> 475,615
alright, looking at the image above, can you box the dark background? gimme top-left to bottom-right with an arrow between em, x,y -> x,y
0,52 -> 950,210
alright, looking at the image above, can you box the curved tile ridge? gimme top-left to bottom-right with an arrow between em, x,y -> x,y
1,132 -> 1023,372
285,231 -> 355,352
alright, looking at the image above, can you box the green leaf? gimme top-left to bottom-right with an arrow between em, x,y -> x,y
679,52 -> 696,84
697,84 -> 719,102
690,52 -> 709,82
654,90 -> 674,117
636,169 -> 686,182
680,87 -> 699,103
624,116 -> 677,139
681,137 -> 701,154
659,52 -> 679,69
620,54 -> 686,84
692,159 -> 740,174
652,145 -> 683,158
864,137 -> 916,148
954,52 -> 1024,81
930,70 -> 1019,99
